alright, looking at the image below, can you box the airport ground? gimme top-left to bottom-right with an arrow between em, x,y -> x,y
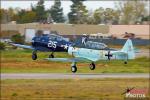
1,78 -> 149,100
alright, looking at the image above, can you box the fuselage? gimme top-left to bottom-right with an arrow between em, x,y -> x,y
68,47 -> 126,62
32,35 -> 72,52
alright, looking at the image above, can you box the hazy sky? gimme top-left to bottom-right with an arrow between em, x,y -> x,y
1,1 -> 116,15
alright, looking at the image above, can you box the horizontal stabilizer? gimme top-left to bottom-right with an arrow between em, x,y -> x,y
111,51 -> 127,55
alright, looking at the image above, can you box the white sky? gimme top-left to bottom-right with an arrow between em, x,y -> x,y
1,1 -> 116,15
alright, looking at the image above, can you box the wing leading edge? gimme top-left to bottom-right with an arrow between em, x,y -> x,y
44,57 -> 92,62
10,43 -> 34,50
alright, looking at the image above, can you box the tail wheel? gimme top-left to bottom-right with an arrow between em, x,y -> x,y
89,62 -> 95,70
124,61 -> 127,64
32,53 -> 37,60
71,66 -> 77,73
49,54 -> 54,58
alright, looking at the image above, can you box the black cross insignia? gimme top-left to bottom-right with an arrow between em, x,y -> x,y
105,51 -> 113,60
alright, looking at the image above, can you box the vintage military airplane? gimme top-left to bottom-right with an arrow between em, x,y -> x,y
10,34 -> 73,60
75,34 -> 117,50
9,32 -> 112,60
45,39 -> 135,73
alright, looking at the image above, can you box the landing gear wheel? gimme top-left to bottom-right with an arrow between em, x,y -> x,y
71,66 -> 77,73
49,52 -> 54,58
89,62 -> 95,70
49,54 -> 54,58
32,53 -> 37,60
124,61 -> 127,64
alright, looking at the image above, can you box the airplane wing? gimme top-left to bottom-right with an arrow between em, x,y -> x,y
10,43 -> 34,50
44,57 -> 92,63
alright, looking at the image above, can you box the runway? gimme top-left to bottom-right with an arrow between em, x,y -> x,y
1,73 -> 149,79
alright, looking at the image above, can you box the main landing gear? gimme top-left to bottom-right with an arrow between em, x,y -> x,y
49,52 -> 54,58
32,51 -> 55,60
32,50 -> 37,60
70,62 -> 96,73
89,62 -> 95,70
124,61 -> 127,64
71,62 -> 77,73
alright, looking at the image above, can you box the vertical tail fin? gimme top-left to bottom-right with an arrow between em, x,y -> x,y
121,39 -> 135,59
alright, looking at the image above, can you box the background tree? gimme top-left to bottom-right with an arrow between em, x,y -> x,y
68,0 -> 88,24
86,9 -> 95,24
16,9 -> 26,23
0,42 -> 5,50
49,0 -> 65,23
46,13 -> 53,23
93,7 -> 105,24
11,34 -> 24,44
16,9 -> 36,23
0,9 -> 7,23
103,8 -> 120,24
93,7 -> 120,25
116,0 -> 147,24
20,11 -> 36,23
142,15 -> 150,22
31,0 -> 46,22
0,8 -> 16,23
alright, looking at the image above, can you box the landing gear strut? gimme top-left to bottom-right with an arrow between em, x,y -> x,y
32,50 -> 37,60
89,62 -> 95,70
71,62 -> 77,73
49,52 -> 54,58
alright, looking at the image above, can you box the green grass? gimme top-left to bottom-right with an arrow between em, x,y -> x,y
1,78 -> 149,100
1,49 -> 149,73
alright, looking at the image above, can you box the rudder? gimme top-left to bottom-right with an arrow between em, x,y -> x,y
121,39 -> 135,59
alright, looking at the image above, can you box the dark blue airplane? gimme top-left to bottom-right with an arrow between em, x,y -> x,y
10,34 -> 73,60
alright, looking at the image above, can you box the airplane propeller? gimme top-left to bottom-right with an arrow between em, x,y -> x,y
105,51 -> 113,60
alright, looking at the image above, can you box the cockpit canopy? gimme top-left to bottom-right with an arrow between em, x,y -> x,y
33,34 -> 69,42
48,34 -> 68,41
85,41 -> 107,49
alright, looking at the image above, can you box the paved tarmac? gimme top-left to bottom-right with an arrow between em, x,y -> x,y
1,73 -> 149,79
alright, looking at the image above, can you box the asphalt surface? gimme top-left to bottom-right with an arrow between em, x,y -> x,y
1,73 -> 149,79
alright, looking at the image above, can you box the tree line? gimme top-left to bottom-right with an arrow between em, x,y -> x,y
0,0 -> 149,25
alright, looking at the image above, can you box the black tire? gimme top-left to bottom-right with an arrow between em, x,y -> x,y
71,66 -> 77,73
124,61 -> 127,64
89,63 -> 95,70
49,54 -> 54,58
32,53 -> 37,60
